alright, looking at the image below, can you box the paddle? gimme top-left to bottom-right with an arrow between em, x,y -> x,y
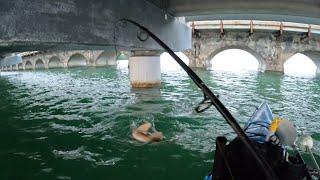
120,19 -> 278,180
298,134 -> 320,178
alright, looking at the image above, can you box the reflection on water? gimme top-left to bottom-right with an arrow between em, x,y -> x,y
0,67 -> 319,179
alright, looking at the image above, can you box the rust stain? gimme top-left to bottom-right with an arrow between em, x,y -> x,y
131,81 -> 161,88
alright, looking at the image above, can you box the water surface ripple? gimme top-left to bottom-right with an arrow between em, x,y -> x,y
0,67 -> 319,179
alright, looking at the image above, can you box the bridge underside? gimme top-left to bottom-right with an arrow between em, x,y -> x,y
1,0 -> 320,55
0,0 -> 191,58
156,0 -> 320,25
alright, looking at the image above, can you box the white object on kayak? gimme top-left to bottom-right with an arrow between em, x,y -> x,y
298,134 -> 313,152
276,119 -> 297,146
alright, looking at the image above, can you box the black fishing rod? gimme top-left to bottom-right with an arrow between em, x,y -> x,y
121,19 -> 278,179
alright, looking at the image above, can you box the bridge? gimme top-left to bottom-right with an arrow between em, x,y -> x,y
0,50 -> 125,71
0,0 -> 320,87
183,20 -> 320,73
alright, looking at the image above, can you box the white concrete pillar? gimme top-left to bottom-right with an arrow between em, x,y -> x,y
129,51 -> 161,88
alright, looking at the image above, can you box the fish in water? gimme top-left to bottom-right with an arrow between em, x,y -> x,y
132,122 -> 163,143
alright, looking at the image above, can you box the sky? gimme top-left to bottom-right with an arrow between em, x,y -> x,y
210,49 -> 258,71
284,53 -> 317,76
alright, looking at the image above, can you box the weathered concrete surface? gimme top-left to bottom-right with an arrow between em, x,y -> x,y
183,30 -> 320,72
0,0 -> 191,56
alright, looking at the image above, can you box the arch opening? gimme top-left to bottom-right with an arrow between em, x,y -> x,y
49,56 -> 63,69
284,53 -> 317,76
116,52 -> 130,70
25,61 -> 33,70
35,59 -> 45,69
68,54 -> 87,68
117,60 -> 128,70
210,49 -> 259,72
96,51 -> 117,66
160,52 -> 189,72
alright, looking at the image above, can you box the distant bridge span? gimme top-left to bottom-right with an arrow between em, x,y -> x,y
0,50 -> 129,71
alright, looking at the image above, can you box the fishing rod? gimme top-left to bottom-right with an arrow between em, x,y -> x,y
121,19 -> 278,179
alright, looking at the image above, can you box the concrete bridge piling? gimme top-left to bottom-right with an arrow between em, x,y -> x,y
129,50 -> 161,88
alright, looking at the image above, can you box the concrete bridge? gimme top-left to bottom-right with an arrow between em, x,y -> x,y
1,0 -> 320,87
183,23 -> 320,73
0,50 -> 127,71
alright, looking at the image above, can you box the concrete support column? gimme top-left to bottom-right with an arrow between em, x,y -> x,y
63,58 -> 68,68
44,61 -> 49,69
264,52 -> 294,73
183,49 -> 204,68
129,50 -> 161,88
32,61 -> 36,70
87,51 -> 95,67
264,61 -> 284,72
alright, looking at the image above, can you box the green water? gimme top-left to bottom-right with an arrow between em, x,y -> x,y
0,66 -> 319,180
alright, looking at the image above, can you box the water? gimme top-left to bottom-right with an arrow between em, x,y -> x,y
0,66 -> 320,179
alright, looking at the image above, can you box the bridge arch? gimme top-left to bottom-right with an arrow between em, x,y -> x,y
301,51 -> 320,74
284,51 -> 320,75
48,56 -> 63,69
68,53 -> 87,68
207,46 -> 265,71
35,59 -> 45,69
96,51 -> 117,66
25,61 -> 33,70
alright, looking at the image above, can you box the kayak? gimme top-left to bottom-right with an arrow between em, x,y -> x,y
205,102 -> 313,180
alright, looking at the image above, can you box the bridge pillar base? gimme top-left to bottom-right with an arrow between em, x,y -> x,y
265,64 -> 284,73
129,51 -> 161,88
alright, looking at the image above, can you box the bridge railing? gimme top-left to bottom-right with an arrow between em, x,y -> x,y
189,20 -> 320,34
